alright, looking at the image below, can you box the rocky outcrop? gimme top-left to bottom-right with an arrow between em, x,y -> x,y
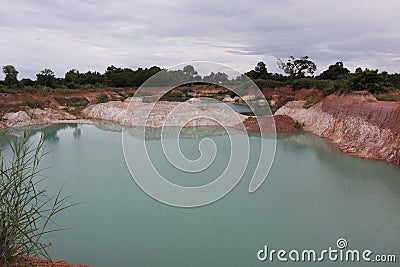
276,92 -> 400,165
0,99 -> 297,133
81,99 -> 248,128
0,108 -> 90,129
81,98 -> 296,132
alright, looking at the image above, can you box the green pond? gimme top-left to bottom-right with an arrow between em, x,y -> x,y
1,124 -> 399,266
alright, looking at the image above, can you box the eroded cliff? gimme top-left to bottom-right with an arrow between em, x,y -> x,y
276,92 -> 400,165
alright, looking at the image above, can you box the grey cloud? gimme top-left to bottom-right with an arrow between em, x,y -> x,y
1,0 -> 400,78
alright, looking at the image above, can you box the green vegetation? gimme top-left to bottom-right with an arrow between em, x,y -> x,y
1,60 -> 400,99
294,120 -> 305,130
277,56 -> 317,78
374,94 -> 400,101
0,134 -> 74,265
25,100 -> 45,110
246,60 -> 400,96
54,96 -> 89,107
274,97 -> 295,111
159,87 -> 195,102
96,94 -> 108,104
303,92 -> 319,108
2,65 -> 19,88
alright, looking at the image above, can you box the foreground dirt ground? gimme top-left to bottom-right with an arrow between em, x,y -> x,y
9,257 -> 93,267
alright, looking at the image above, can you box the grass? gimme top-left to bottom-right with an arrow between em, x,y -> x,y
374,94 -> 400,101
0,133 -> 75,265
54,96 -> 89,107
96,94 -> 108,104
25,100 -> 45,110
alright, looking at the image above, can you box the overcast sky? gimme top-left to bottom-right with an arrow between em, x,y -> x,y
1,0 -> 400,79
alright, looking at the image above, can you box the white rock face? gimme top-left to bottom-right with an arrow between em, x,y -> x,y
81,100 -> 248,128
1,109 -> 79,129
3,111 -> 30,122
222,96 -> 235,102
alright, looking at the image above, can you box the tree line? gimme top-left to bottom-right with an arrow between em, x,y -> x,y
1,56 -> 400,95
245,58 -> 400,95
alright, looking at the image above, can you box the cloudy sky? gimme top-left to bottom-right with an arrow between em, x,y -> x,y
1,0 -> 400,79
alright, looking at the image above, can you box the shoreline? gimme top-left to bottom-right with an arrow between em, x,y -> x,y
1,93 -> 399,166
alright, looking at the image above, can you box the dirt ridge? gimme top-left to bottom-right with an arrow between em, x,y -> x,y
276,92 -> 400,165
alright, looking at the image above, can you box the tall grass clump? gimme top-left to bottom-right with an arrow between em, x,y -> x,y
0,133 -> 73,266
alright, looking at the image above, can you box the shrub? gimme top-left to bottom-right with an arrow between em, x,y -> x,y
253,79 -> 285,89
54,97 -> 89,107
25,100 -> 45,110
290,78 -> 329,90
294,120 -> 305,130
159,91 -> 185,102
96,94 -> 108,104
303,98 -> 314,109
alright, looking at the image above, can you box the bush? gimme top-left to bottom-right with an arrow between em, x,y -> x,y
290,78 -> 329,90
322,79 -> 350,96
374,94 -> 400,101
54,97 -> 89,107
294,120 -> 305,130
253,79 -> 285,88
159,91 -> 185,102
96,94 -> 108,104
349,68 -> 387,94
25,100 -> 45,110
0,134 -> 73,265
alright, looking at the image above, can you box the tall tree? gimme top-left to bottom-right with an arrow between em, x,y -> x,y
36,68 -> 56,87
65,69 -> 81,84
277,56 -> 317,78
182,65 -> 198,77
2,65 -> 19,88
254,61 -> 269,79
246,61 -> 270,80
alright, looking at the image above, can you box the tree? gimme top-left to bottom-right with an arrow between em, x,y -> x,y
246,61 -> 270,80
350,68 -> 385,93
277,56 -> 317,78
104,65 -> 136,87
182,65 -> 199,79
20,78 -> 35,87
36,68 -> 56,87
65,69 -> 80,84
203,72 -> 229,84
2,65 -> 19,88
319,62 -> 350,80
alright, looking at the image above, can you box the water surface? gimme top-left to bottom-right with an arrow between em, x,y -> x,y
1,124 -> 399,266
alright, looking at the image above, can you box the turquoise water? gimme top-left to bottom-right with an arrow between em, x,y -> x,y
1,124 -> 399,266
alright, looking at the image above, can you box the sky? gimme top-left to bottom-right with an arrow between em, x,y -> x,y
1,0 -> 400,79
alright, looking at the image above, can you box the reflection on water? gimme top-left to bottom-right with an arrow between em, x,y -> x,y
0,124 -> 83,145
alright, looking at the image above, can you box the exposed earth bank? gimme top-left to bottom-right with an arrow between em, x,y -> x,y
276,91 -> 400,165
1,90 -> 399,165
80,98 -> 297,132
